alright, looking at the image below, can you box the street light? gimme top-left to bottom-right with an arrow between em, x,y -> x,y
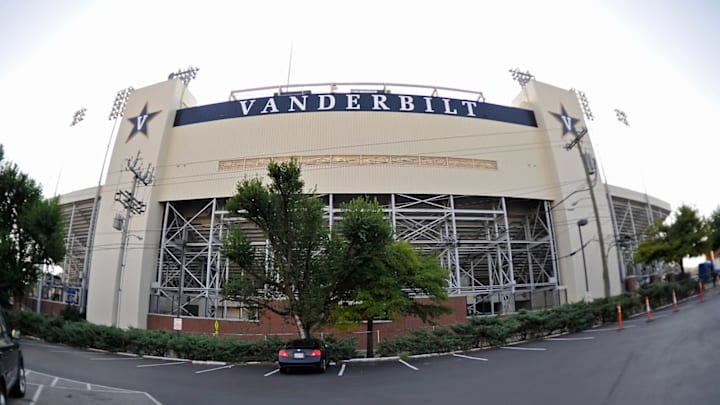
577,218 -> 591,301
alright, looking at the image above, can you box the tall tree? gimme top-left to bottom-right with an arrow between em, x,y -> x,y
0,145 -> 66,308
332,197 -> 451,357
635,204 -> 710,275
222,159 -> 334,338
708,206 -> 720,254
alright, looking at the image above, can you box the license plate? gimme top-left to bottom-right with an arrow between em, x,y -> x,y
293,353 -> 305,359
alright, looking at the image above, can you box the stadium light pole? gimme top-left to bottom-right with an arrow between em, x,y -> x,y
80,87 -> 133,315
70,108 -> 86,127
168,66 -> 199,86
509,68 -> 535,88
577,218 -> 590,300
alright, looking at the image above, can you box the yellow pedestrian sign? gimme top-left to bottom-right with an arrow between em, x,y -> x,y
214,319 -> 219,335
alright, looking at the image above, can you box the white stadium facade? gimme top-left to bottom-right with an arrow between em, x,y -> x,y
53,77 -> 670,332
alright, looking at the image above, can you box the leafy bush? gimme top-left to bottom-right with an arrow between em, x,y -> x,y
59,305 -> 84,322
544,302 -> 594,333
8,278 -> 705,362
589,294 -> 641,323
323,335 -> 358,361
512,309 -> 553,339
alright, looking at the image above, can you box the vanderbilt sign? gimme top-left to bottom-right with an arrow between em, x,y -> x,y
174,92 -> 537,128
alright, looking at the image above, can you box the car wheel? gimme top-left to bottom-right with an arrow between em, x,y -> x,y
10,361 -> 27,398
279,366 -> 287,374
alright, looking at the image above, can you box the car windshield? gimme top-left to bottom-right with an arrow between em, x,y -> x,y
285,339 -> 322,349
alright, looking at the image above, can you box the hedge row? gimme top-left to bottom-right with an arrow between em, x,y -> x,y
4,308 -> 357,363
377,280 -> 699,357
5,280 -> 700,361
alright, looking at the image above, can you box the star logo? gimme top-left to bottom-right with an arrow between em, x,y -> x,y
549,104 -> 580,137
126,103 -> 161,143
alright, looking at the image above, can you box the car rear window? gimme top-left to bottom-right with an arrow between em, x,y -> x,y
286,339 -> 321,349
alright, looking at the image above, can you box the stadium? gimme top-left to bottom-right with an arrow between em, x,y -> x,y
52,75 -> 670,336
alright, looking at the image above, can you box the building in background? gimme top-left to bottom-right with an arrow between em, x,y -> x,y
54,77 -> 670,333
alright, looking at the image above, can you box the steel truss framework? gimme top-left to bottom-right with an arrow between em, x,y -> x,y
57,197 -> 96,304
609,195 -> 671,279
150,194 -> 560,318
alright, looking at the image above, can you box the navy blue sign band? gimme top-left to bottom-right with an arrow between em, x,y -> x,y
174,93 -> 537,127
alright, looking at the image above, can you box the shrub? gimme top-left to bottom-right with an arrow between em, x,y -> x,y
59,305 -> 84,322
512,309 -> 552,339
323,335 -> 358,361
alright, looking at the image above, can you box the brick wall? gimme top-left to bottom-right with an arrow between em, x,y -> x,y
147,296 -> 468,347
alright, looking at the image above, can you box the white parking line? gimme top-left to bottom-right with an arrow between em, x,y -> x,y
500,346 -> 546,351
399,359 -> 418,370
137,361 -> 187,368
144,392 -> 163,405
545,337 -> 596,341
452,353 -> 489,361
583,325 -> 635,332
195,365 -> 234,374
51,377 -> 59,387
625,314 -> 666,322
90,357 -> 142,361
264,369 -> 280,377
338,363 -> 346,376
31,384 -> 44,405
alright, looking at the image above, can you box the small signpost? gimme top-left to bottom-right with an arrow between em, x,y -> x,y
173,317 -> 183,331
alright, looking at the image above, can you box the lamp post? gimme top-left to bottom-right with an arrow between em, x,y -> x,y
577,218 -> 591,301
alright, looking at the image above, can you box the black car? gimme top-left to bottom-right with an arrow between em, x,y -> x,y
277,338 -> 331,373
0,311 -> 25,404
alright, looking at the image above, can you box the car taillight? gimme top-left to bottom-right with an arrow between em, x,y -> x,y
310,349 -> 321,357
279,349 -> 290,358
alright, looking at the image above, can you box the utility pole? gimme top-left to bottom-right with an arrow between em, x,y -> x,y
565,128 -> 610,298
112,151 -> 154,328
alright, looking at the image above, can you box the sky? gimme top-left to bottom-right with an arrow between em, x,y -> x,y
1,0 -> 718,219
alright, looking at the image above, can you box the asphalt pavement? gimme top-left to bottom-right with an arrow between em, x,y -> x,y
11,289 -> 720,405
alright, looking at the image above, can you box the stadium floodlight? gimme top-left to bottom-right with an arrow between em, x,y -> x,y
509,68 -> 535,88
109,87 -> 134,120
168,66 -> 199,85
572,89 -> 594,121
614,109 -> 629,126
82,86 -> 133,314
70,108 -> 86,126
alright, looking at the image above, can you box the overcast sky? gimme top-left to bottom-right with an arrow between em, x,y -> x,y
1,0 -> 718,218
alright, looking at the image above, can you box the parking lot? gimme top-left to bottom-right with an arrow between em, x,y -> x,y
11,292 -> 720,404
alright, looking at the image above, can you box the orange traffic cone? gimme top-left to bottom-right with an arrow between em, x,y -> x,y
617,305 -> 623,331
672,289 -> 679,312
645,296 -> 652,321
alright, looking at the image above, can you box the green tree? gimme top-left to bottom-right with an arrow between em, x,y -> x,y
221,159 -> 334,338
708,206 -> 720,254
635,204 -> 709,275
332,197 -> 451,357
0,145 -> 66,308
